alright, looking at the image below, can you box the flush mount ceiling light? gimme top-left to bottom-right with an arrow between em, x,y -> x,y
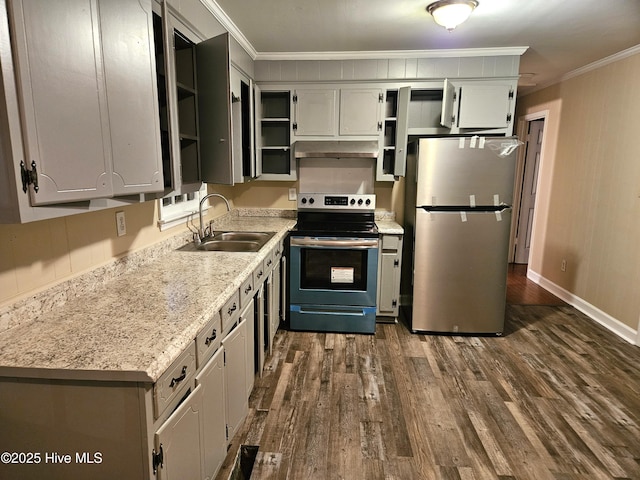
426,0 -> 479,31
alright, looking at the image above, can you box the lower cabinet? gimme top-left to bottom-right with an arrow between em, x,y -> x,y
377,233 -> 403,321
154,384 -> 205,480
222,317 -> 249,442
196,348 -> 227,480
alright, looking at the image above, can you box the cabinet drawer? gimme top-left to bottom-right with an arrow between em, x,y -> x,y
263,249 -> 275,274
240,275 -> 255,309
381,234 -> 401,251
154,342 -> 197,418
196,312 -> 221,368
273,238 -> 284,261
221,290 -> 240,333
253,261 -> 266,286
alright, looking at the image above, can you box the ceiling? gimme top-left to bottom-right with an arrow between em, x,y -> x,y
211,0 -> 640,95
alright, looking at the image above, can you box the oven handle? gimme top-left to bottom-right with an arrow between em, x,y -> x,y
290,237 -> 378,248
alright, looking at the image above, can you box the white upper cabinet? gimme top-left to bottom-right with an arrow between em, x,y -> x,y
441,79 -> 515,131
292,87 -> 384,139
7,0 -> 163,206
293,88 -> 338,136
339,88 -> 383,136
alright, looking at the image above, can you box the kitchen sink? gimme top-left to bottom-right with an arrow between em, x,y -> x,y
179,231 -> 275,253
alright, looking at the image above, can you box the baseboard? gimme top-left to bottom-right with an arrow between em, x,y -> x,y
527,269 -> 638,345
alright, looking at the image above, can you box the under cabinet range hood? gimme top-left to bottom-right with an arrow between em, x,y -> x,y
294,140 -> 379,159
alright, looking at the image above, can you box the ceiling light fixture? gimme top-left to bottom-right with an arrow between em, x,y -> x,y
426,0 -> 479,31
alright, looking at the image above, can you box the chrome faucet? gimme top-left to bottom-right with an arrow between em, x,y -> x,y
198,193 -> 231,242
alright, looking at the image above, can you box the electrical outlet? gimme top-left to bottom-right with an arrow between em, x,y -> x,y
116,211 -> 126,237
561,259 -> 567,272
288,188 -> 297,201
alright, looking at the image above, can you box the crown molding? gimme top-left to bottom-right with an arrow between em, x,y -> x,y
254,47 -> 529,61
200,0 -> 258,58
560,43 -> 640,81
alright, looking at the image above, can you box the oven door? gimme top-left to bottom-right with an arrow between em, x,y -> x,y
289,236 -> 379,307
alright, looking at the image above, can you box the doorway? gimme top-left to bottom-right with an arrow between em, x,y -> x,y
514,118 -> 545,264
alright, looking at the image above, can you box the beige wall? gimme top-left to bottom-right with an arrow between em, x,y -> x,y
0,177 -> 397,308
516,50 -> 640,330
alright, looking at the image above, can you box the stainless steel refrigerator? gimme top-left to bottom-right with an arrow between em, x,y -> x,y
403,136 -> 520,334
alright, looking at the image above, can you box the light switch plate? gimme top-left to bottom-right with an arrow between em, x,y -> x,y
288,188 -> 297,201
116,211 -> 126,237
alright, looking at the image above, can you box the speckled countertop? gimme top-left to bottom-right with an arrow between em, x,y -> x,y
0,210 -> 402,384
0,214 -> 296,384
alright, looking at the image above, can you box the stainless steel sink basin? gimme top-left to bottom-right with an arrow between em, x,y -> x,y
179,231 -> 275,253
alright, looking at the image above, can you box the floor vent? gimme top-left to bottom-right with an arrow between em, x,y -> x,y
229,445 -> 259,480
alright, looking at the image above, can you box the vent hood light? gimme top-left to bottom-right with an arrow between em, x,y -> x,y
427,0 -> 478,31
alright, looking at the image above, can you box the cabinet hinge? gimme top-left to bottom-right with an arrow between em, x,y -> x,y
231,93 -> 241,103
392,300 -> 397,308
506,113 -> 512,124
292,122 -> 298,131
152,444 -> 163,474
378,92 -> 384,102
378,121 -> 383,131
393,259 -> 400,267
226,424 -> 229,441
452,91 -> 457,101
20,160 -> 39,194
223,350 -> 226,366
292,94 -> 298,103
508,89 -> 514,99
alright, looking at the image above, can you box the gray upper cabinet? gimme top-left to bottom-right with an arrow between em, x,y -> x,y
293,88 -> 338,137
197,32 -> 257,185
292,87 -> 383,139
7,0 -> 163,206
440,79 -> 515,132
339,88 -> 383,136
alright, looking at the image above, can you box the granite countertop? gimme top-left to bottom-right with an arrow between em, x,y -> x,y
0,214 -> 296,384
0,210 -> 402,384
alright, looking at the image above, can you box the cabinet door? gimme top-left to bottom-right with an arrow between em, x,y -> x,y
10,0 -> 113,204
339,88 -> 382,136
393,87 -> 411,177
154,384 -> 205,480
160,8 -> 202,196
196,348 -> 227,480
457,84 -> 512,128
100,0 -> 164,195
241,299 -> 255,395
196,32 -> 232,185
293,89 -> 337,136
440,79 -> 457,129
222,318 -> 248,442
377,234 -> 403,317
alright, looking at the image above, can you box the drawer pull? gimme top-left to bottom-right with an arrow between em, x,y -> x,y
257,270 -> 263,279
267,259 -> 273,267
170,366 -> 187,388
205,329 -> 217,346
244,284 -> 252,295
227,303 -> 237,315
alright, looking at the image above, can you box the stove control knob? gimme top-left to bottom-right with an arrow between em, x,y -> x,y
309,198 -> 315,204
365,199 -> 371,206
301,197 -> 307,204
358,199 -> 363,206
350,198 -> 356,205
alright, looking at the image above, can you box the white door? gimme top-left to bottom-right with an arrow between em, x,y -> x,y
339,88 -> 382,136
293,89 -> 337,136
154,384 -> 205,480
515,119 -> 544,264
196,348 -> 227,480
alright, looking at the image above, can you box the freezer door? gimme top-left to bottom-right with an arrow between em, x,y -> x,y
411,208 -> 512,334
416,137 -> 517,207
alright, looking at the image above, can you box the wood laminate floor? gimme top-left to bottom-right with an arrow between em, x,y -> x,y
217,270 -> 640,480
